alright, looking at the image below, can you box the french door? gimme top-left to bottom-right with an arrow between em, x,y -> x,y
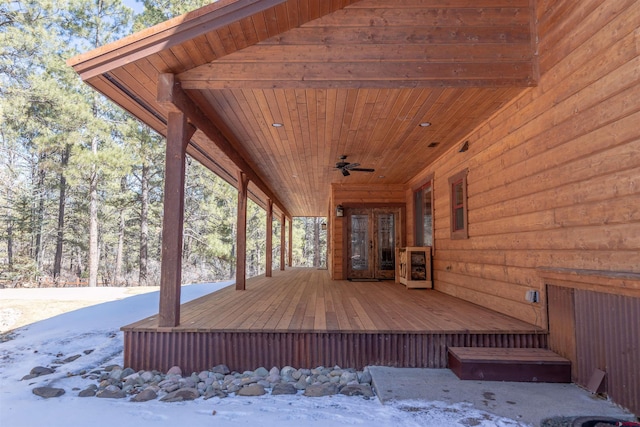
347,208 -> 401,280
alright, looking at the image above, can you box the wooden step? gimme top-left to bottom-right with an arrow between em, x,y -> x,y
448,347 -> 571,383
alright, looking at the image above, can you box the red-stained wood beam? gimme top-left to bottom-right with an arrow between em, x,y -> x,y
288,217 -> 293,267
68,0 -> 287,80
159,112 -> 196,327
178,62 -> 537,89
266,199 -> 273,278
236,171 -> 249,291
157,73 -> 291,219
280,213 -> 286,271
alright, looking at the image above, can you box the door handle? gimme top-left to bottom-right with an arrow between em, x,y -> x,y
369,240 -> 373,250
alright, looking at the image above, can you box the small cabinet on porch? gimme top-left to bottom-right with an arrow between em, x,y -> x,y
396,247 -> 432,288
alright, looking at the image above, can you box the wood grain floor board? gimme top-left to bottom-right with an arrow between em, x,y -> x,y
123,268 -> 542,334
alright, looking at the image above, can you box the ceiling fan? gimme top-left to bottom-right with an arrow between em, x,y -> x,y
334,155 -> 375,176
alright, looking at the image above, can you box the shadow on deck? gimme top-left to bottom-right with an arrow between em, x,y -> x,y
122,268 -> 546,372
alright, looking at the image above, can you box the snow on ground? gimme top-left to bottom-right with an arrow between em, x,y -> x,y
0,282 -> 527,427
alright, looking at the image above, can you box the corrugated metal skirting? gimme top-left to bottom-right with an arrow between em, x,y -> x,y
123,330 -> 547,373
574,290 -> 640,415
548,285 -> 640,415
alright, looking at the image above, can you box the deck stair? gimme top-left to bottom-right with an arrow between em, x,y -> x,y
448,347 -> 571,383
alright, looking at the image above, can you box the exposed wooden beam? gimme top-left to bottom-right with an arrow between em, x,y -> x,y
157,73 -> 291,218
159,112 -> 196,327
280,213 -> 286,271
178,61 -> 536,89
68,0 -> 287,80
266,199 -> 273,278
236,171 -> 249,291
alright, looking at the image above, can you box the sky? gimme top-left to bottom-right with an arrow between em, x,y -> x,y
123,0 -> 144,14
0,282 -> 528,427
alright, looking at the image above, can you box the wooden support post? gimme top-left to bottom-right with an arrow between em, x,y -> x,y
236,171 -> 249,290
265,199 -> 273,277
280,213 -> 286,271
159,112 -> 195,327
288,217 -> 293,267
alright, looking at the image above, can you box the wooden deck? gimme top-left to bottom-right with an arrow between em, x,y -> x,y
123,268 -> 547,372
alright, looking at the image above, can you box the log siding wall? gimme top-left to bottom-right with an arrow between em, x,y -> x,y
407,0 -> 640,328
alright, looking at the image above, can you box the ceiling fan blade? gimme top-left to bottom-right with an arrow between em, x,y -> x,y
344,162 -> 360,170
350,168 -> 375,172
341,168 -> 350,176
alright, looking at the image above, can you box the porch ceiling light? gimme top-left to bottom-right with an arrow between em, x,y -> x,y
272,123 -> 284,127
419,122 -> 431,127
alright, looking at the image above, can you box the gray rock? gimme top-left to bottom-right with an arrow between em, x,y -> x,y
131,388 -> 158,402
33,387 -> 65,398
280,366 -> 295,379
291,369 -> 303,380
304,383 -> 338,397
203,389 -> 228,400
179,377 -> 196,388
237,384 -> 266,396
227,383 -> 241,393
255,380 -> 269,389
317,374 -> 330,383
109,368 -> 123,380
211,364 -> 230,375
271,383 -> 297,395
141,371 -> 155,382
269,366 -> 280,376
254,367 -> 269,378
266,373 -> 281,383
160,387 -> 199,402
30,366 -> 55,377
340,371 -> 357,384
198,371 -> 209,381
339,384 -> 375,397
357,369 -> 372,384
166,366 -> 182,376
96,385 -> 126,399
78,388 -> 96,397
294,377 -> 308,390
62,354 -> 82,363
121,367 -> 136,378
163,383 -> 180,393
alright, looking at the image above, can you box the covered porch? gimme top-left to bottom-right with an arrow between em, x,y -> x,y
122,268 -> 545,373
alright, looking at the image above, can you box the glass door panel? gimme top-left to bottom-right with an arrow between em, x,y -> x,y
349,213 -> 371,277
347,208 -> 401,280
376,213 -> 395,277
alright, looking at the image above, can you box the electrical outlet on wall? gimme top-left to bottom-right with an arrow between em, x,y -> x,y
525,290 -> 539,303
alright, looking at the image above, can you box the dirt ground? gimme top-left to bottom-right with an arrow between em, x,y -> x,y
0,286 -> 159,334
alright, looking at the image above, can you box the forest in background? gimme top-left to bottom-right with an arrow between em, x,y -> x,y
0,0 -> 327,288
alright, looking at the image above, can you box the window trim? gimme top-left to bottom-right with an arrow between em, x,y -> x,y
448,169 -> 469,240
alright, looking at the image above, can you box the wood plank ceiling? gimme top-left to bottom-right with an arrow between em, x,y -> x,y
69,0 -> 537,217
